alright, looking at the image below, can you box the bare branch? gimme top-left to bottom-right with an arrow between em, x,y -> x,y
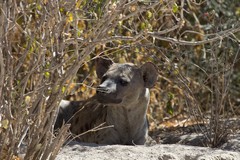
148,27 -> 240,45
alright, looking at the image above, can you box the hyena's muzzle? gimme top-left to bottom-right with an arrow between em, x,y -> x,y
96,78 -> 122,104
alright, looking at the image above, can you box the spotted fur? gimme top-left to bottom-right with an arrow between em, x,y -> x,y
55,58 -> 158,145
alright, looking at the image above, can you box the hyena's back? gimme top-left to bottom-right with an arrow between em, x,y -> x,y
55,96 -> 108,143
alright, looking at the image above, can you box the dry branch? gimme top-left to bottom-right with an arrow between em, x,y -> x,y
148,26 -> 240,46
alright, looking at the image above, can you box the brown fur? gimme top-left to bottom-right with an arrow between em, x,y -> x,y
55,58 -> 158,145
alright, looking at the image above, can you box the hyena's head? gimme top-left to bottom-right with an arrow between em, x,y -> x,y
95,58 -> 158,106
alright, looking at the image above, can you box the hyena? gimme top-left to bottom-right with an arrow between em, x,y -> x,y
55,58 -> 158,145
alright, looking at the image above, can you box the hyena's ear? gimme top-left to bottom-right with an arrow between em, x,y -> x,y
140,62 -> 158,88
95,57 -> 113,78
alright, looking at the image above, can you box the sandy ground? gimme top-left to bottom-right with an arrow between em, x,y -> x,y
56,121 -> 240,160
56,140 -> 240,160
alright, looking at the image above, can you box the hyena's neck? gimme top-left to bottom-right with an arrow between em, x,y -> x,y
107,88 -> 150,120
105,88 -> 150,144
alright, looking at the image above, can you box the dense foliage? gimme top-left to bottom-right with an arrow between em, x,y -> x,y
0,0 -> 239,159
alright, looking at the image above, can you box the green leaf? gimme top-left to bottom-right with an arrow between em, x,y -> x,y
166,101 -> 174,115
236,7 -> 240,16
62,86 -> 66,93
168,92 -> 174,100
172,3 -> 179,13
140,22 -> 146,30
146,11 -> 153,19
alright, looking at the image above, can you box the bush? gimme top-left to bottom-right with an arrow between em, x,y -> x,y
0,0 -> 239,159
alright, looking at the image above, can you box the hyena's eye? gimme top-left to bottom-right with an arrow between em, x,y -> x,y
101,75 -> 108,83
119,79 -> 128,86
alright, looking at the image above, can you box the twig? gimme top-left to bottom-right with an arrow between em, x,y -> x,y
148,27 -> 240,46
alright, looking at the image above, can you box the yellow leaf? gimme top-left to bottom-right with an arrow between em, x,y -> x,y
67,12 -> 74,23
43,0 -> 48,4
44,72 -> 50,78
25,96 -> 31,105
78,20 -> 86,30
12,155 -> 21,160
80,84 -> 87,92
76,0 -> 82,9
129,5 -> 137,12
1,119 -> 9,129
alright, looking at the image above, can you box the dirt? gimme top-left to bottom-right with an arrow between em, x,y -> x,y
56,120 -> 240,160
56,142 -> 240,160
56,133 -> 240,160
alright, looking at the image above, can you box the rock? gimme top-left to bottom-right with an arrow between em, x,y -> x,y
56,141 -> 240,160
220,134 -> 240,152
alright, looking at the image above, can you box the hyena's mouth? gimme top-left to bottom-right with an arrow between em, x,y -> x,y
96,93 -> 122,104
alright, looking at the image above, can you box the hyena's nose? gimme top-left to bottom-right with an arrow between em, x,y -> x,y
97,80 -> 116,94
96,85 -> 109,94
